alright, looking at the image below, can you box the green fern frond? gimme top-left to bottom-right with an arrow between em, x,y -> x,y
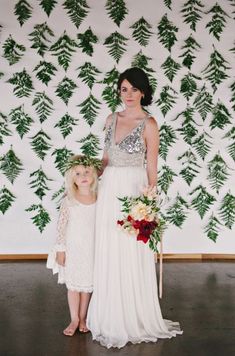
63,0 -> 89,29
130,17 -> 152,47
181,0 -> 204,31
204,214 -> 222,242
52,147 -> 73,175
0,147 -> 23,184
161,56 -> 181,82
3,35 -> 26,65
207,153 -> 230,193
38,0 -> 57,16
9,106 -> 33,138
77,27 -> 98,56
78,133 -> 101,157
179,34 -> 201,69
156,85 -> 178,117
78,94 -> 101,127
29,23 -> 54,57
178,150 -> 201,186
55,113 -> 78,138
157,14 -> 178,52
193,85 -> 213,121
190,185 -> 216,219
26,204 -> 51,232
164,0 -> 172,10
180,72 -> 200,101
34,61 -> 57,85
158,165 -> 177,194
14,0 -> 32,26
55,77 -> 77,105
77,62 -> 101,89
193,131 -> 212,161
29,167 -> 52,200
105,0 -> 128,27
159,123 -> 177,161
101,67 -> 121,112
210,101 -> 232,130
205,3 -> 229,40
230,81 -> 235,111
0,186 -> 16,214
50,31 -> 77,71
175,106 -> 198,144
30,130 -> 52,160
223,127 -> 235,161
32,92 -> 54,123
166,194 -> 189,228
7,69 -> 34,98
104,31 -> 128,63
219,192 -> 235,229
0,112 -> 12,145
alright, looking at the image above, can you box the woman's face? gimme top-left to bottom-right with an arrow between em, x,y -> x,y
73,165 -> 94,189
119,79 -> 143,108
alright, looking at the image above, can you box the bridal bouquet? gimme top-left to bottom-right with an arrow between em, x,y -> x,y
117,186 -> 166,253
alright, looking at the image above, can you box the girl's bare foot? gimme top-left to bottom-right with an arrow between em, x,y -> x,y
63,321 -> 79,336
79,320 -> 89,333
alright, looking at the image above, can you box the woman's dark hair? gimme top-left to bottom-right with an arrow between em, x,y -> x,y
117,67 -> 153,106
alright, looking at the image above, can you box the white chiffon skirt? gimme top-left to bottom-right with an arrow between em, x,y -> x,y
87,166 -> 182,348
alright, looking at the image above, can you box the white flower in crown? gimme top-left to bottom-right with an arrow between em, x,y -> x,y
130,201 -> 152,220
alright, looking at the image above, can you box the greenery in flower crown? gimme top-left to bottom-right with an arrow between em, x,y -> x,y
65,155 -> 102,172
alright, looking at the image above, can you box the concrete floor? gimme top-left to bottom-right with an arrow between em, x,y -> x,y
0,261 -> 234,356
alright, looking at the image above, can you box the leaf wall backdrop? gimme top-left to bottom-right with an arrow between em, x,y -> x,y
0,0 -> 235,254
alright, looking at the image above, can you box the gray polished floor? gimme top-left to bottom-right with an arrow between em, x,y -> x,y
0,261 -> 234,356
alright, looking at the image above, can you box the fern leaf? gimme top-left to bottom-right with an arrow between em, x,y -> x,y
52,147 -> 73,175
204,214 -> 222,242
9,106 -> 33,138
78,94 -> 101,127
157,14 -> 178,52
7,68 -> 34,98
166,194 -> 189,228
0,187 -> 16,214
78,133 -> 101,157
190,185 -> 216,219
205,3 -> 229,41
14,0 -> 32,26
63,0 -> 89,29
77,27 -> 98,56
181,0 -> 204,31
159,123 -> 177,161
0,147 -> 23,184
130,17 -> 152,47
192,131 -> 212,161
156,85 -> 178,117
101,67 -> 121,112
0,112 -> 12,145
219,192 -> 235,229
38,0 -> 57,16
55,113 -> 78,138
55,77 -> 77,105
210,101 -> 232,130
193,84 -> 213,121
50,31 -> 77,71
3,35 -> 26,65
32,92 -> 54,123
161,56 -> 181,82
223,127 -> 235,161
105,0 -> 128,27
178,150 -> 201,186
26,204 -> 51,232
180,72 -> 200,101
29,23 -> 54,57
207,153 -> 230,193
77,62 -> 101,89
179,34 -> 201,69
104,31 -> 127,63
29,167 -> 52,200
30,130 -> 52,160
34,61 -> 57,85
158,165 -> 177,194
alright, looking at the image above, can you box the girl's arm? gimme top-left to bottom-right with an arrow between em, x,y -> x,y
144,117 -> 159,188
55,198 -> 69,266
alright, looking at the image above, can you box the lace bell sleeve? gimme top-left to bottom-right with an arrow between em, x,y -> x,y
54,198 -> 69,252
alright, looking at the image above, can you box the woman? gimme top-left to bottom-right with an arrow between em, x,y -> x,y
87,67 -> 182,348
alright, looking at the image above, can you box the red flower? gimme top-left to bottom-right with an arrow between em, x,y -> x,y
135,219 -> 157,244
137,234 -> 149,244
117,220 -> 124,226
127,215 -> 133,222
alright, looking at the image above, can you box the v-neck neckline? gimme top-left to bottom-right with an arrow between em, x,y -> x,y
113,113 -> 148,146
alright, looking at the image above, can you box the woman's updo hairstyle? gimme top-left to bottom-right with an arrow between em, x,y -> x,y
117,67 -> 153,106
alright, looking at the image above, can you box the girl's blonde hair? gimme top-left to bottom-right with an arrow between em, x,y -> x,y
65,155 -> 98,200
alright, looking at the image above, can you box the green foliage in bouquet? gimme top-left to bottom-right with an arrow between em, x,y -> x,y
181,0 -> 204,31
9,106 -> 33,139
78,93 -> 101,127
207,153 -> 230,193
3,35 -> 26,65
0,187 -> 16,214
219,192 -> 235,229
205,3 -> 229,41
204,214 -> 222,242
159,123 -> 177,161
178,150 -> 201,186
29,23 -> 54,56
55,113 -> 78,138
101,67 -> 121,112
0,113 -> 11,145
0,147 -> 23,184
78,133 -> 101,157
29,167 -> 52,200
30,130 -> 52,160
55,77 -> 77,105
131,51 -> 157,92
180,73 -> 200,101
26,204 -> 51,233
165,194 -> 189,228
77,27 -> 98,56
193,85 -> 213,121
63,0 -> 89,29
161,56 -> 181,82
14,0 -> 32,26
34,61 -> 57,85
50,31 -> 77,71
180,35 -> 201,69
190,185 -> 216,219
104,31 -> 128,63
38,0 -> 58,16
223,127 -> 235,161
210,101 -> 232,130
158,165 -> 177,194
105,0 -> 128,27
175,106 -> 198,144
130,17 -> 153,47
32,92 -> 54,123
202,46 -> 230,93
52,147 -> 73,175
193,131 -> 212,161
156,85 -> 178,117
77,62 -> 101,89
157,14 -> 178,52
7,69 -> 34,98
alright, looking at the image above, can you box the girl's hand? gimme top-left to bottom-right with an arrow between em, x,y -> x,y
56,251 -> 66,266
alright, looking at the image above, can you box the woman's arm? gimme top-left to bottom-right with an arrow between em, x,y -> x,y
98,114 -> 113,176
144,117 -> 159,187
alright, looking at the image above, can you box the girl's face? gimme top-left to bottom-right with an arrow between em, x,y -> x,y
120,79 -> 143,108
73,165 -> 94,189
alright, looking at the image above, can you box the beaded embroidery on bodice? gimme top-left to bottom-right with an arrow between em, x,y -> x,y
104,113 -> 147,167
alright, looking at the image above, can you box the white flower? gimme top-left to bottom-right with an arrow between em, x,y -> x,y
130,201 -> 152,220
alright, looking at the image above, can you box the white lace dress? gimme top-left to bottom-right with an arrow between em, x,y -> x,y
87,113 -> 182,348
47,196 -> 96,292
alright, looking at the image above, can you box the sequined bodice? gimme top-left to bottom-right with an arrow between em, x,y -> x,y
104,113 -> 147,167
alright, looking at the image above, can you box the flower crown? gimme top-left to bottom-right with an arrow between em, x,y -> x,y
65,155 -> 102,172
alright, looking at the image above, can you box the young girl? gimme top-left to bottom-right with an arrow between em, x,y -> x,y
47,155 -> 100,336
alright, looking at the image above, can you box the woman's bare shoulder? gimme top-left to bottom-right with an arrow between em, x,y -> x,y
145,116 -> 159,130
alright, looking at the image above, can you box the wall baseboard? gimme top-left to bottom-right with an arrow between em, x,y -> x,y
0,254 -> 235,261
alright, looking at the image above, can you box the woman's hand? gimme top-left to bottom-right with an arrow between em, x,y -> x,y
56,251 -> 66,266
